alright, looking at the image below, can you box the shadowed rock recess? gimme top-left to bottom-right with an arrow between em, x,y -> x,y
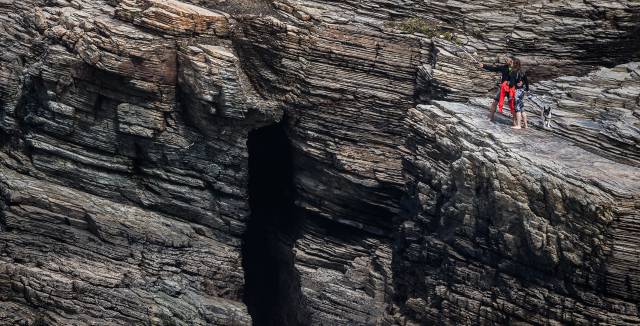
0,0 -> 638,325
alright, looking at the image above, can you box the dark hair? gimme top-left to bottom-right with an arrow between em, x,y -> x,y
512,58 -> 521,72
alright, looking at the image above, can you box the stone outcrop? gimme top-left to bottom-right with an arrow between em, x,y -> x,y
115,0 -> 231,36
400,100 -> 640,325
1,0 -> 278,324
531,62 -> 640,166
271,0 -> 640,97
0,167 -> 250,325
0,0 -> 639,325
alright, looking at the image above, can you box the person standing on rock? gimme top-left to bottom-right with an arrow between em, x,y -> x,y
479,57 -> 514,122
510,58 -> 529,129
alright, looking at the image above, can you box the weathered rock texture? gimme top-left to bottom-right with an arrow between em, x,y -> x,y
401,100 -> 639,325
531,63 -> 640,166
1,0 -> 277,324
0,0 -> 639,325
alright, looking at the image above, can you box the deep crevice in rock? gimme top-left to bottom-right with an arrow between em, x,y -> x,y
242,118 -> 306,326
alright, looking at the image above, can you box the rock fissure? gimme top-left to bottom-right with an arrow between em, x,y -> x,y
242,119 -> 306,326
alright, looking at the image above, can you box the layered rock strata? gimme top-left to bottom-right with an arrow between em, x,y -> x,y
271,0 -> 640,96
1,0 -> 278,324
531,62 -> 640,166
400,100 -> 640,325
0,0 -> 639,325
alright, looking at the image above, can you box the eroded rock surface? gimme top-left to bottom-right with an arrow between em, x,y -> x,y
531,62 -> 640,166
0,0 -> 639,325
1,0 -> 278,324
400,100 -> 640,325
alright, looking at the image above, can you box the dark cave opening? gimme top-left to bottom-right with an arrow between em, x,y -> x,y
242,119 -> 305,326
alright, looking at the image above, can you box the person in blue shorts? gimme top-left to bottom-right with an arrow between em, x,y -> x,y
509,58 -> 529,129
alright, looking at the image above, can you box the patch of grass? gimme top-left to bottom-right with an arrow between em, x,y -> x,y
385,18 -> 460,43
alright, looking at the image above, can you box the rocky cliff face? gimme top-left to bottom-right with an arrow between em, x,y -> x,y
0,0 -> 638,325
402,99 -> 639,324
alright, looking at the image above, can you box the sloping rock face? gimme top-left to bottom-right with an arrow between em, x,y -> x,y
0,0 -> 277,324
272,0 -> 640,102
401,100 -> 640,325
532,63 -> 640,166
0,0 -> 639,325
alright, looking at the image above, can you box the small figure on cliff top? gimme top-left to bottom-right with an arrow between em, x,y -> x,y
478,57 -> 514,122
509,58 -> 529,129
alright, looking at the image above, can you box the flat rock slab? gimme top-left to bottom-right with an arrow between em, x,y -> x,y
429,100 -> 640,197
116,0 -> 230,36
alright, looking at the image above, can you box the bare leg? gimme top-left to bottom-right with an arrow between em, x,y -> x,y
523,112 -> 528,128
511,112 -> 522,129
488,101 -> 497,122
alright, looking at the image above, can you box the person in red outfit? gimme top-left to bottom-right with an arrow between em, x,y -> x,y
479,57 -> 514,122
497,80 -> 515,114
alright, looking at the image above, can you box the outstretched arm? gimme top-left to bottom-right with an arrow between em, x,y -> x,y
481,64 -> 503,72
